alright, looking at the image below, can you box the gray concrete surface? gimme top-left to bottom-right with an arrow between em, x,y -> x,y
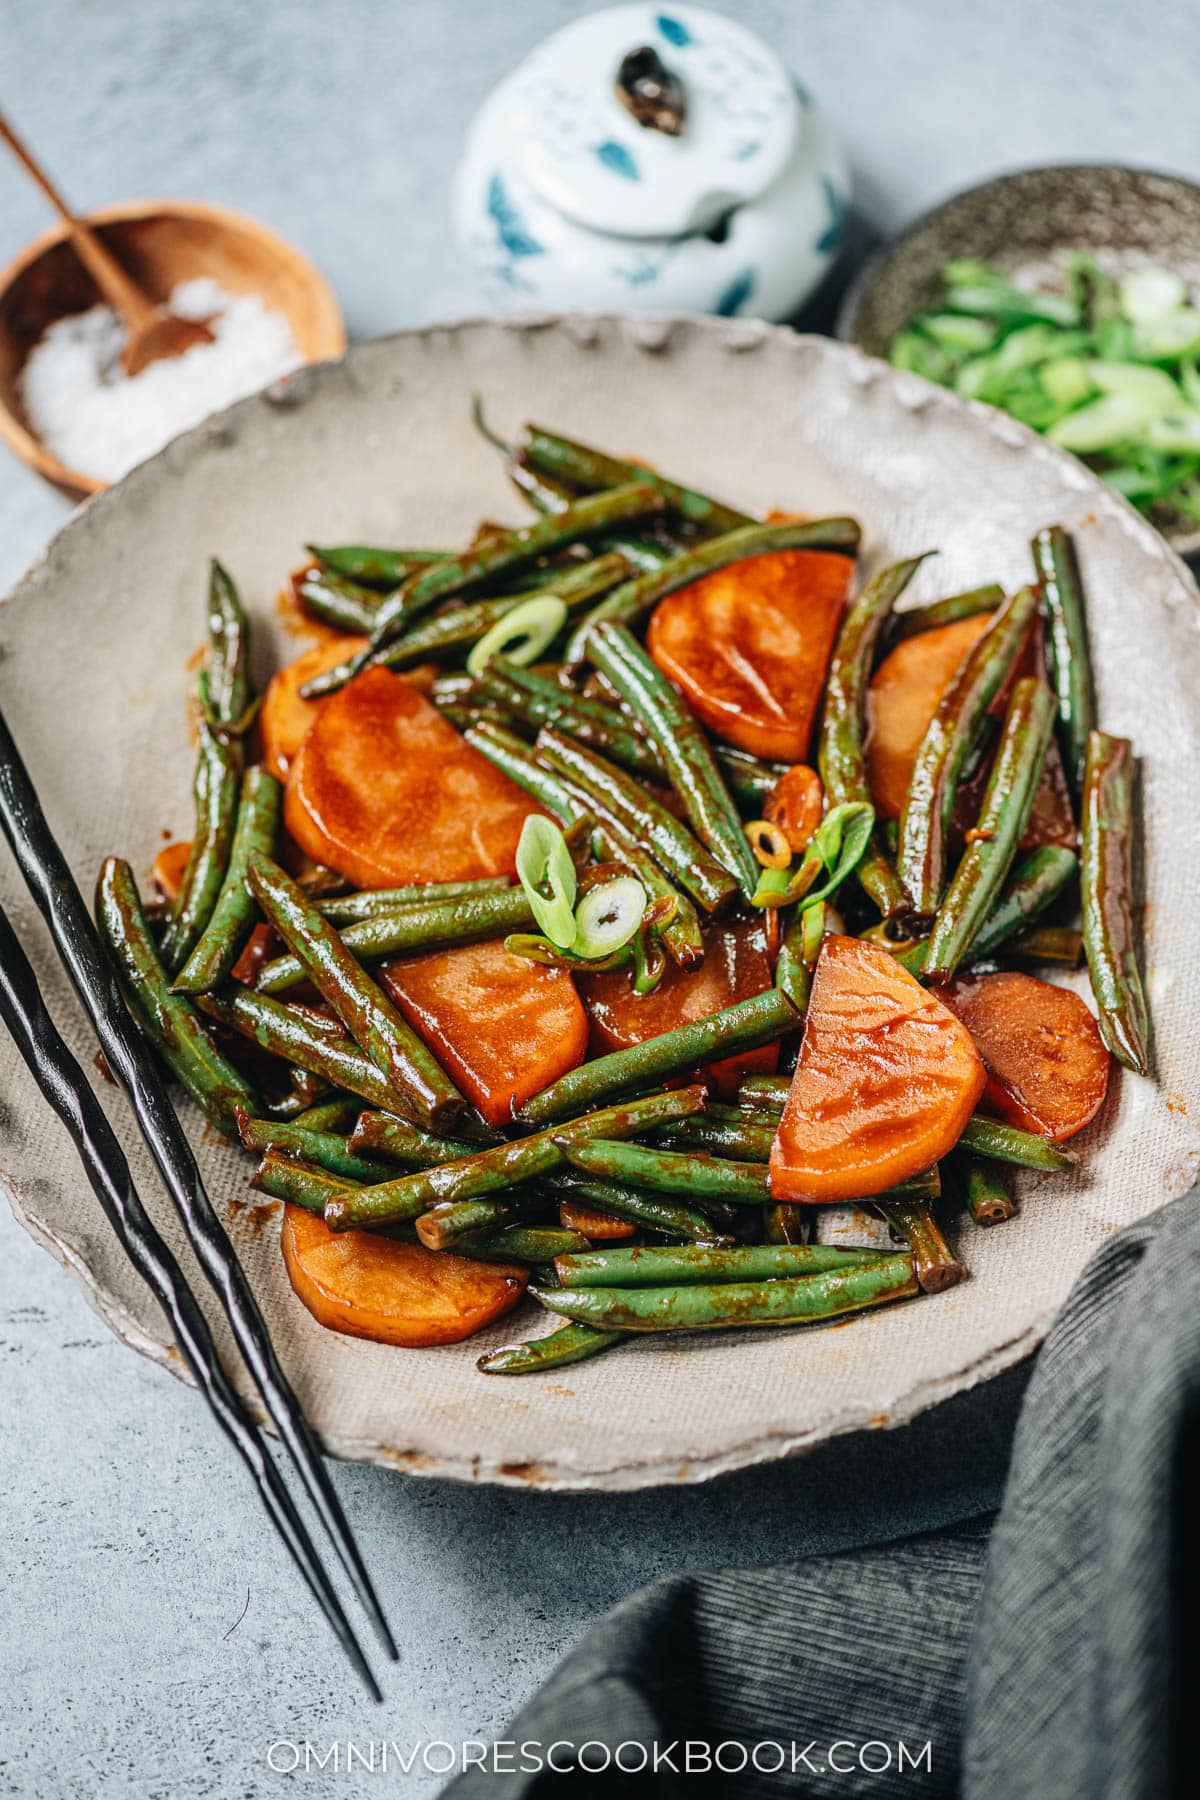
1,2 -> 1198,1793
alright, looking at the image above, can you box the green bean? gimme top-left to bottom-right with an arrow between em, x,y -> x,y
953,1152 -> 1017,1226
252,1149 -> 361,1214
737,1074 -> 792,1110
197,985 -> 424,1118
519,988 -> 799,1127
364,553 -> 632,675
294,566 -> 381,634
265,1069 -> 334,1119
477,1321 -> 626,1375
325,1086 -> 707,1231
875,1199 -> 966,1292
158,704 -> 241,974
819,556 -> 930,918
171,766 -> 282,994
351,1110 -> 485,1167
307,545 -> 445,589
650,1105 -> 776,1162
256,885 -> 535,994
476,658 -> 664,781
563,516 -> 861,663
537,727 -> 738,913
549,767 -> 705,967
95,858 -> 258,1133
464,1226 -> 589,1262
556,1137 -> 770,1202
714,746 -> 793,811
465,719 -> 585,826
589,622 -> 759,900
328,484 -> 666,684
775,905 -> 811,1011
1030,527 -> 1095,796
245,854 -> 464,1129
235,1113 -> 395,1183
958,1114 -> 1074,1171
886,583 -> 1005,646
521,423 -> 752,536
762,1203 -> 809,1244
1007,925 -> 1084,967
204,559 -> 254,734
505,448 -> 579,516
532,1254 -> 918,1332
293,1096 -> 361,1133
924,679 -> 1057,981
316,877 -> 513,925
554,1241 -> 897,1287
1080,731 -> 1149,1074
548,1171 -> 728,1244
897,584 -> 1041,916
417,1189 -> 543,1249
889,845 -> 1078,975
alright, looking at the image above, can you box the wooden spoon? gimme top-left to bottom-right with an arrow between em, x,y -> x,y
0,110 -> 215,375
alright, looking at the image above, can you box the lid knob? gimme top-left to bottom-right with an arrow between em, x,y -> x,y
615,45 -> 687,137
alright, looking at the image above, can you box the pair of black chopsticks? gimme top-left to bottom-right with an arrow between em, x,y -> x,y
0,704 -> 395,1697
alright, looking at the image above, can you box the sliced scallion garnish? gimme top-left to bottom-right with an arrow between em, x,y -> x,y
467,595 -> 568,676
515,814 -> 577,948
573,875 -> 647,959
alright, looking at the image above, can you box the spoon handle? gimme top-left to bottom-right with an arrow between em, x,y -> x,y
0,109 -> 155,331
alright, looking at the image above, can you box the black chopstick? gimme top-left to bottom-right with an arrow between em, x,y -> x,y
0,704 -> 396,1675
0,902 -> 382,1700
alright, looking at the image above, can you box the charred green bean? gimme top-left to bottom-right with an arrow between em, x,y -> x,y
1080,730 -> 1149,1074
1031,526 -> 1095,795
172,765 -> 281,994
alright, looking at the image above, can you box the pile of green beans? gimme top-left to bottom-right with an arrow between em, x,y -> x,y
104,438 -> 1148,1381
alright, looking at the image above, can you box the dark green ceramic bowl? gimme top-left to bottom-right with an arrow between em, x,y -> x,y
836,163 -> 1200,554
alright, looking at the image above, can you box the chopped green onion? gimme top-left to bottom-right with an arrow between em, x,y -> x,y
515,814 -> 577,948
1119,266 -> 1186,324
467,595 -> 568,676
573,876 -> 647,958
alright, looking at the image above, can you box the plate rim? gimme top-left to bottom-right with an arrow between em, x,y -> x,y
2,309 -> 1197,1491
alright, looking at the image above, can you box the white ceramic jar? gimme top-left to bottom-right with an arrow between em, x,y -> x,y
455,4 -> 849,321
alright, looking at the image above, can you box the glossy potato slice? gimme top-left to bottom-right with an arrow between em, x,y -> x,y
379,938 -> 588,1127
645,548 -> 853,761
280,1204 -> 527,1346
579,920 -> 778,1099
939,970 -> 1110,1141
285,666 -> 546,889
769,934 -> 986,1202
261,635 -> 369,782
152,839 -> 191,901
559,1200 -> 638,1240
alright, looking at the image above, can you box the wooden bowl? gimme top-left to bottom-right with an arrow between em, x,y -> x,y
835,164 -> 1200,555
0,197 -> 346,500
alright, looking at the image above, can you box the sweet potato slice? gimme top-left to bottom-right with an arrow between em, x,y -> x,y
763,765 -> 824,852
280,1204 -> 526,1346
379,937 -> 588,1127
261,636 -> 369,782
152,839 -> 191,901
285,666 -> 546,889
579,920 -> 777,1098
645,549 -> 852,761
769,934 -> 986,1203
866,616 -> 1076,849
939,971 -> 1110,1141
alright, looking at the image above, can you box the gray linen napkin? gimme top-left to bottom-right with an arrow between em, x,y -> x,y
445,1192 -> 1198,1796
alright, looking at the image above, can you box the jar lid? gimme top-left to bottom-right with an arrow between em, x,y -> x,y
506,4 -> 802,240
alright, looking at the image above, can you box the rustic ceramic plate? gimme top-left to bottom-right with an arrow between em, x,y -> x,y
2,315 -> 1198,1491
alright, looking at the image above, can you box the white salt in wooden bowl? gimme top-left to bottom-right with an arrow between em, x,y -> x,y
0,197 -> 346,500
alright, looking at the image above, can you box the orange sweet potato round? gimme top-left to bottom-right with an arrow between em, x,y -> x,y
866,616 -> 992,819
645,549 -> 853,762
285,666 -> 547,888
769,934 -> 986,1203
152,839 -> 192,902
867,616 -> 1076,850
938,971 -> 1110,1141
261,636 -> 370,782
379,938 -> 589,1127
280,1204 -> 527,1346
558,1200 -> 637,1240
579,920 -> 777,1099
